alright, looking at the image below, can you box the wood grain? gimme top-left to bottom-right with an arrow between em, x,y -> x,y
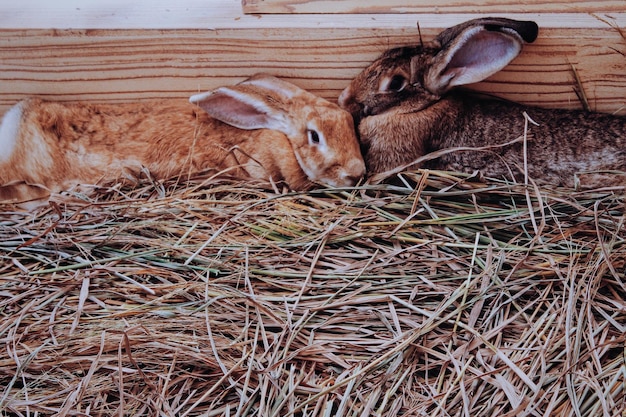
4,1 -> 621,30
0,2 -> 625,117
242,0 -> 626,14
2,25 -> 625,116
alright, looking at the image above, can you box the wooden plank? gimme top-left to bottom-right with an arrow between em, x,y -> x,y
3,1 -> 621,30
242,0 -> 626,14
0,1 -> 625,117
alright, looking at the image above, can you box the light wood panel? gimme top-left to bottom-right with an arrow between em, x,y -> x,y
3,1 -> 620,30
0,1 -> 624,116
242,0 -> 626,14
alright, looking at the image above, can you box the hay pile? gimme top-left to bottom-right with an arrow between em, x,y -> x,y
1,170 -> 624,416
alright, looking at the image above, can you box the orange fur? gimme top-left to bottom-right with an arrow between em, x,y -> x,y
0,75 -> 365,204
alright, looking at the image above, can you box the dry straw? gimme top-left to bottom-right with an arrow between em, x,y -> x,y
1,170 -> 624,416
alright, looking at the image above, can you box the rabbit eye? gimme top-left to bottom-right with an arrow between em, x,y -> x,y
307,129 -> 321,145
385,75 -> 408,92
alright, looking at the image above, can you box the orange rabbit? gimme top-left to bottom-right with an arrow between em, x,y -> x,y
0,74 -> 365,203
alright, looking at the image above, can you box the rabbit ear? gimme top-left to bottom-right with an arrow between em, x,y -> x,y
436,18 -> 538,48
423,19 -> 538,95
189,81 -> 291,133
238,73 -> 302,99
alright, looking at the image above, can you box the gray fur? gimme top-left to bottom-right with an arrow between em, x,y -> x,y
339,18 -> 626,188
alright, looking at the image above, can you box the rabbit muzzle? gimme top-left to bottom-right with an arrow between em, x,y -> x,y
343,157 -> 367,185
326,157 -> 366,187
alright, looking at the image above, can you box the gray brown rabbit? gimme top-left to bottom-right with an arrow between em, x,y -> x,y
0,74 -> 366,204
339,18 -> 626,188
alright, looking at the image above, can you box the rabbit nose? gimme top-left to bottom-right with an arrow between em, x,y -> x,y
342,158 -> 366,185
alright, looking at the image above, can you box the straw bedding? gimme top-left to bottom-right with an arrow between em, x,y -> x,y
1,170 -> 625,416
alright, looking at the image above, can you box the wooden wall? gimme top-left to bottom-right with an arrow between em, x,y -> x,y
243,0 -> 626,14
0,1 -> 625,116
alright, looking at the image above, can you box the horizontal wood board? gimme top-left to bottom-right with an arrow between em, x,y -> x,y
242,0 -> 626,14
0,1 -> 625,116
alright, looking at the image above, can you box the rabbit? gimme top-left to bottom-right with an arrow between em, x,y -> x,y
0,74 -> 366,204
338,17 -> 626,189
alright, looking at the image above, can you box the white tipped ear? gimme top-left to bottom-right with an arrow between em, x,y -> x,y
424,26 -> 524,95
190,87 -> 288,132
239,74 -> 301,99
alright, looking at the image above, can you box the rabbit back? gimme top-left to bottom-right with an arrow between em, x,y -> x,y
433,97 -> 626,187
1,98 -> 242,194
359,94 -> 626,187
